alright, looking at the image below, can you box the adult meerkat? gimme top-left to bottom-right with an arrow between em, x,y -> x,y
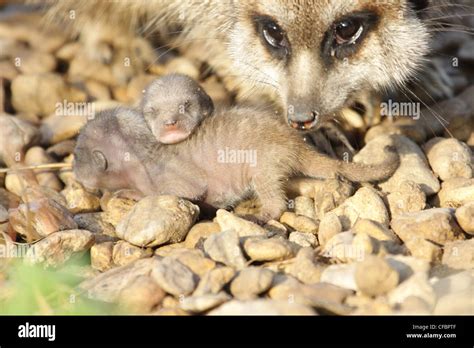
39,0 -> 434,131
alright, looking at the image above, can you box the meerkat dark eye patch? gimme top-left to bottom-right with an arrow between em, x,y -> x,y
253,14 -> 291,60
408,0 -> 430,14
321,10 -> 379,65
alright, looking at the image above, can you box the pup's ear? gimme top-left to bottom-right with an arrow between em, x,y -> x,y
407,0 -> 430,17
92,150 -> 108,172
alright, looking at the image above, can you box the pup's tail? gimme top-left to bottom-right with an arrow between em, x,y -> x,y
299,145 -> 400,183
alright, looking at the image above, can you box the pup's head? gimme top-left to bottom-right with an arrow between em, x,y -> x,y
141,74 -> 215,144
73,110 -> 137,191
228,0 -> 431,130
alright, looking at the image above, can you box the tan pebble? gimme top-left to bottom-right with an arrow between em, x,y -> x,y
355,256 -> 399,297
164,57 -> 200,80
441,239 -> 474,270
330,186 -> 389,230
61,182 -> 101,214
286,247 -> 324,284
84,80 -> 111,101
386,180 -> 426,217
455,202 -> 474,235
424,137 -> 472,181
230,267 -> 274,300
243,237 -> 296,262
24,146 -> 63,192
91,241 -> 114,272
151,257 -> 197,296
12,73 -> 86,117
15,50 -> 57,74
74,212 -> 116,237
25,229 -> 94,267
55,42 -> 81,61
180,292 -> 231,313
9,197 -> 78,241
289,231 -> 318,248
391,208 -> 464,246
112,240 -> 153,267
318,212 -> 342,247
294,196 -> 316,219
118,275 -> 166,314
116,196 -> 199,247
438,178 -> 474,208
352,218 -> 400,243
280,211 -> 319,234
193,267 -> 236,296
0,114 -> 39,166
167,248 -> 216,277
184,221 -> 221,248
214,209 -> 267,237
203,229 -> 247,269
102,196 -> 136,227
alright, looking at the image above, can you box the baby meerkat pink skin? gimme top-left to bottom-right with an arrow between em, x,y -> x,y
75,79 -> 400,222
141,74 -> 214,144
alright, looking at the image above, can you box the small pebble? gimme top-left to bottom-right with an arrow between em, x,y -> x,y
243,237 -> 297,262
214,209 -> 267,237
151,257 -> 197,297
455,202 -> 474,235
25,229 -> 94,267
116,195 -> 199,247
230,267 -> 274,300
203,229 -> 247,270
355,256 -> 399,297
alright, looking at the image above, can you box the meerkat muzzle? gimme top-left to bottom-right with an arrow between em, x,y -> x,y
288,111 -> 320,131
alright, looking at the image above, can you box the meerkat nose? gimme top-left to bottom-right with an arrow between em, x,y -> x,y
288,111 -> 319,131
164,119 -> 178,126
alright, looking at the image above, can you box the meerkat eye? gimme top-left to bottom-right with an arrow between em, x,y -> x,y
321,11 -> 378,62
334,19 -> 363,45
254,15 -> 290,59
263,22 -> 285,48
92,150 -> 108,172
144,107 -> 157,115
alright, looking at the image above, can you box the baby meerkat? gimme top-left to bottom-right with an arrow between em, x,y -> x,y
141,74 -> 214,144
74,79 -> 400,222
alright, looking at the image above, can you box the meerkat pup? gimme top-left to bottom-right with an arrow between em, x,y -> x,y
74,76 -> 400,222
141,74 -> 214,144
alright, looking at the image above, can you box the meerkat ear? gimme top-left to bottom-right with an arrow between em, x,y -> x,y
407,0 -> 430,15
92,150 -> 108,171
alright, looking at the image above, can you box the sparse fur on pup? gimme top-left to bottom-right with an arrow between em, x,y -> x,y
141,74 -> 214,144
74,79 -> 400,222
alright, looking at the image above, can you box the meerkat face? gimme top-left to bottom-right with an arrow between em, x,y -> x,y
142,75 -> 215,144
228,0 -> 431,131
